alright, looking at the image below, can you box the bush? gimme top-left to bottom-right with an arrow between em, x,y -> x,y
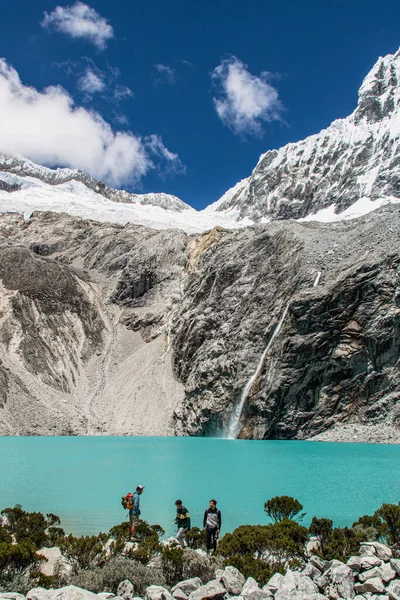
0,540 -> 46,590
264,496 -> 305,523
181,548 -> 224,583
225,554 -> 279,586
0,506 -> 65,549
185,527 -> 207,550
70,557 -> 167,595
309,517 -> 333,557
58,533 -> 109,573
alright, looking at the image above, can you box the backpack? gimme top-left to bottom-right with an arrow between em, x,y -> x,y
121,492 -> 134,510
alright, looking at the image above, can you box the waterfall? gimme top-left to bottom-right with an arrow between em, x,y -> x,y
226,303 -> 290,439
313,271 -> 322,287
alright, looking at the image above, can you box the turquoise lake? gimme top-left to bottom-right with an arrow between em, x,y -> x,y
1,437 -> 400,538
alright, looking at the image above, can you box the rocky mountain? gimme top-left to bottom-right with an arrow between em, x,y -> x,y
0,205 -> 399,440
0,50 -> 400,440
207,49 -> 400,222
0,153 -> 191,212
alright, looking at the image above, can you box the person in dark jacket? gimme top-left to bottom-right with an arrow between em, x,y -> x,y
203,498 -> 221,552
130,485 -> 144,539
174,499 -> 191,547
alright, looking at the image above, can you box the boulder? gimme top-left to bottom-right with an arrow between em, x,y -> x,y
354,577 -> 385,594
264,573 -> 284,594
242,592 -> 272,600
310,556 -> 329,573
390,559 -> 400,576
359,545 -> 376,557
188,581 -> 226,600
360,543 -> 392,561
172,580 -> 202,596
388,580 -> 400,600
296,576 -> 318,596
27,590 -> 53,600
117,582 -> 134,600
52,587 -> 100,600
314,576 -> 329,591
302,596 -> 329,600
145,587 -> 173,600
241,578 -> 260,596
330,563 -> 355,599
358,567 -> 383,583
379,563 -> 397,583
359,556 -> 382,570
216,566 -> 245,596
347,557 -> 364,572
275,570 -> 298,600
323,584 -> 339,600
302,564 -> 323,580
173,591 -> 188,600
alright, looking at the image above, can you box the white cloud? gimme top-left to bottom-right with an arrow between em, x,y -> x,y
212,56 -> 283,136
154,64 -> 177,85
0,59 -> 183,187
42,2 -> 114,50
77,67 -> 105,93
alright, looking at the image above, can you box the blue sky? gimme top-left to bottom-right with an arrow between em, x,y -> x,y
0,0 -> 399,209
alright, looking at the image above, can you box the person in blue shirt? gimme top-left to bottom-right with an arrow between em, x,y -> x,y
130,484 -> 144,539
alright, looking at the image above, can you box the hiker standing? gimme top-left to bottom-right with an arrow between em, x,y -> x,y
130,484 -> 144,539
203,498 -> 221,553
174,499 -> 191,548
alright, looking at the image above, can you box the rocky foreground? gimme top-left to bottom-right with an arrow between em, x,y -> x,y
0,204 -> 399,440
2,541 -> 400,600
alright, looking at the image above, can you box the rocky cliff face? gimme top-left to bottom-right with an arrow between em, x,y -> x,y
0,207 -> 399,440
208,50 -> 400,222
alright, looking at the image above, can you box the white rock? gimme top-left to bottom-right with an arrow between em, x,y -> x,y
53,587 -> 100,600
27,589 -> 54,600
172,580 -> 202,596
296,576 -> 318,595
172,591 -> 188,600
379,563 -> 397,583
117,582 -> 134,600
360,543 -> 392,561
216,566 -> 245,596
355,577 -> 385,594
241,578 -> 260,596
388,580 -> 400,600
310,556 -> 330,572
359,545 -> 377,557
323,584 -> 339,600
188,581 -> 226,600
98,595 -> 116,599
302,564 -> 323,580
145,587 -> 173,600
0,595 -> 26,600
274,570 -> 298,600
347,557 -> 364,572
390,559 -> 400,576
314,575 -> 329,591
360,556 -> 382,570
302,595 -> 328,600
265,573 -> 284,593
330,563 -> 355,599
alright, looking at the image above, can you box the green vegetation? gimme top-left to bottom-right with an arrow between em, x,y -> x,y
1,496 -> 400,594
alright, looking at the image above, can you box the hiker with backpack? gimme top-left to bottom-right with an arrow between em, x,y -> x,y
174,499 -> 191,548
203,498 -> 221,553
122,484 -> 144,540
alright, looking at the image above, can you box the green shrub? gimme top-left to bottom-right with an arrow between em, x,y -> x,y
70,557 -> 167,595
264,496 -> 305,523
225,554 -> 280,586
309,517 -> 333,557
160,545 -> 185,586
185,527 -> 207,550
58,533 -> 109,573
0,540 -> 46,589
0,506 -> 65,549
181,548 -> 224,583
